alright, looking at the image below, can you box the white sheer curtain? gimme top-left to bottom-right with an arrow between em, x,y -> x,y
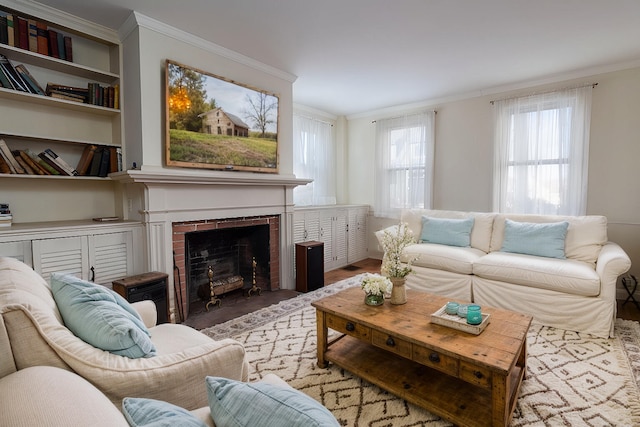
293,114 -> 336,206
493,86 -> 592,215
374,111 -> 435,218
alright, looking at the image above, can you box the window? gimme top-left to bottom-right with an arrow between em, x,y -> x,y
493,86 -> 592,215
293,114 -> 336,206
374,111 -> 435,218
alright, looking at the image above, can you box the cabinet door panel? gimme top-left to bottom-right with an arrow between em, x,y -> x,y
333,210 -> 348,267
89,232 -> 133,286
32,236 -> 87,283
0,241 -> 32,266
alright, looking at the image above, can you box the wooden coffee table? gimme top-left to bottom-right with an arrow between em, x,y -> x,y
311,286 -> 532,427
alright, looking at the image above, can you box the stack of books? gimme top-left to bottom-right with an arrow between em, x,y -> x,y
0,139 -> 78,176
0,11 -> 73,61
0,203 -> 11,228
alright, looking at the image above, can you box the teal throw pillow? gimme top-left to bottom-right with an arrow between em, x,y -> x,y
122,397 -> 206,427
206,376 -> 340,427
500,219 -> 569,259
420,216 -> 474,247
51,272 -> 157,359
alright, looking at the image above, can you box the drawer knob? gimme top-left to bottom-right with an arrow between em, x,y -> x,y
474,371 -> 484,379
386,337 -> 395,347
429,352 -> 440,363
345,322 -> 355,332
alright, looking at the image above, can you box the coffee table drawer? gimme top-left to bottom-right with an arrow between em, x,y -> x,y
371,330 -> 412,358
326,313 -> 371,341
413,345 -> 458,376
460,361 -> 492,389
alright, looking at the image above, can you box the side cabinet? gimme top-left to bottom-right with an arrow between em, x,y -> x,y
293,205 -> 369,273
0,221 -> 143,286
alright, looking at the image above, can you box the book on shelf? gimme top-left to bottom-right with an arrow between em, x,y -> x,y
27,19 -> 37,53
0,13 -> 7,45
76,144 -> 97,175
109,146 -> 121,173
64,35 -> 72,62
42,148 -> 78,176
98,145 -> 110,177
38,151 -> 67,175
0,153 -> 11,174
56,31 -> 65,60
0,64 -> 11,89
17,150 -> 46,175
6,13 -> 14,47
36,20 -> 48,56
15,64 -> 45,95
0,139 -> 25,173
12,151 -> 35,174
0,54 -> 29,92
16,17 -> 28,50
46,83 -> 88,102
47,29 -> 59,58
26,149 -> 58,175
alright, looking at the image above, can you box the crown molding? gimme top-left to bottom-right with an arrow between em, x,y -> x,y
121,11 -> 297,84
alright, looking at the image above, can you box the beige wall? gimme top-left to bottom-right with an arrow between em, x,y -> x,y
347,67 -> 640,280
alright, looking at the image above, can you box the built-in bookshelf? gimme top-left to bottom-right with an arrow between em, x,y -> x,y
0,0 -> 122,180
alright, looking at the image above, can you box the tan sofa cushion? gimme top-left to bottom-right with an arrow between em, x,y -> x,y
0,366 -> 128,426
489,214 -> 607,265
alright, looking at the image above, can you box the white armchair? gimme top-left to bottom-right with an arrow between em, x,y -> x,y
0,256 -> 249,410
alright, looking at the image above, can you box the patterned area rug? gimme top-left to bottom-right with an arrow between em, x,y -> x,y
201,275 -> 640,426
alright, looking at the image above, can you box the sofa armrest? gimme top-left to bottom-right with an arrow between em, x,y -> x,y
131,300 -> 158,328
596,242 -> 632,300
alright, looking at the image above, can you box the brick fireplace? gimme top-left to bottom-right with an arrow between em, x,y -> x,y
112,169 -> 310,323
172,215 -> 280,319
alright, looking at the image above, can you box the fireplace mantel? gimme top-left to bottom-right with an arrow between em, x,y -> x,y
110,169 -> 312,187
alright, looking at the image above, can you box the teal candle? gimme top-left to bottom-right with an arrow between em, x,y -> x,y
445,301 -> 459,315
467,304 -> 482,325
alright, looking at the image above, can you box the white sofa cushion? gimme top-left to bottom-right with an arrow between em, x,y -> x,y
404,243 -> 486,275
473,252 -> 601,296
402,209 -> 495,253
490,214 -> 607,265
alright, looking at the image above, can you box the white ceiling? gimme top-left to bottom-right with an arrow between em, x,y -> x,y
33,0 -> 640,116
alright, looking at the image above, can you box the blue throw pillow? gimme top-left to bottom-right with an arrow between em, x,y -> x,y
122,397 -> 206,427
420,216 -> 475,247
51,273 -> 157,359
206,376 -> 340,427
500,219 -> 569,259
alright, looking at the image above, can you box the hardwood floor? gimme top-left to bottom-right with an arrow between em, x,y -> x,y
184,257 -> 640,329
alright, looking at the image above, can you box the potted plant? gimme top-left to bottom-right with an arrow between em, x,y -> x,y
361,273 -> 392,306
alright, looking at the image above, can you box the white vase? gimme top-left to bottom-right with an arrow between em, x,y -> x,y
389,277 -> 407,305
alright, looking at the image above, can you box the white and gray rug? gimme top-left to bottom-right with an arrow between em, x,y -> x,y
201,275 -> 640,426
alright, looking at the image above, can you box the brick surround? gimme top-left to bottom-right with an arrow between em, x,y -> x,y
172,215 -> 280,319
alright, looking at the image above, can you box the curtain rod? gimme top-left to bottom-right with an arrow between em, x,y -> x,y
294,113 -> 334,126
371,110 -> 437,123
489,82 -> 598,105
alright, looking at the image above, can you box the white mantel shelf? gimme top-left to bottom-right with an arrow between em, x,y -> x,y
110,169 -> 312,187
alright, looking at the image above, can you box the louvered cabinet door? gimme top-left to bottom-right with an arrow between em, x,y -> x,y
89,231 -> 134,286
32,236 -> 88,284
32,231 -> 135,286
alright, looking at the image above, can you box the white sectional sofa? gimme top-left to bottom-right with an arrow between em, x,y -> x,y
378,209 -> 631,338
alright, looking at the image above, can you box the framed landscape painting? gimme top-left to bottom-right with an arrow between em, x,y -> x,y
165,60 -> 279,173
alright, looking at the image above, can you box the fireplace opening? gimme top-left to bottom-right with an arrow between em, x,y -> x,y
186,224 -> 270,315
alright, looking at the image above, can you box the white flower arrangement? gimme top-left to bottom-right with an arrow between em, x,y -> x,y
361,273 -> 392,296
380,222 -> 419,278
